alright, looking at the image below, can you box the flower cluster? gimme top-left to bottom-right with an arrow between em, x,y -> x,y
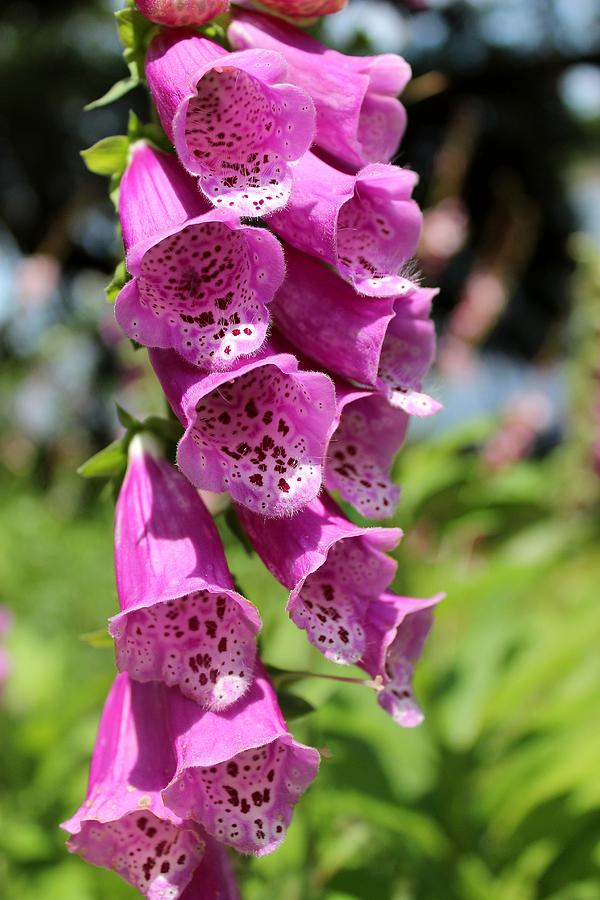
66,2 -> 444,896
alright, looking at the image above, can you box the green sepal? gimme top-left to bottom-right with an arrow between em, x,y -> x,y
276,690 -> 316,722
81,135 -> 129,177
84,76 -> 139,111
105,259 -> 129,303
79,629 -> 114,649
77,439 -> 128,480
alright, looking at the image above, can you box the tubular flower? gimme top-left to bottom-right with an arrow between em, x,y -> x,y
150,345 -> 336,516
237,494 -> 442,724
361,592 -> 443,727
161,662 -> 320,856
180,842 -> 241,899
238,492 -> 402,664
145,29 -> 315,216
135,0 -> 229,27
110,433 -> 261,710
116,143 -> 285,370
228,10 -> 410,169
62,673 -> 208,898
272,247 -> 441,418
326,386 -> 408,519
267,153 -> 422,297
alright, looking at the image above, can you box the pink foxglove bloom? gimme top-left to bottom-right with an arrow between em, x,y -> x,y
228,10 -> 410,169
161,662 -> 320,855
267,153 -> 422,297
272,248 -> 441,418
237,492 -> 401,665
110,433 -> 261,709
237,494 -> 442,724
326,385 -> 408,518
247,0 -> 347,17
150,344 -> 336,516
62,673 -> 209,898
361,592 -> 442,727
116,143 -> 284,370
145,29 -> 315,216
135,0 -> 229,26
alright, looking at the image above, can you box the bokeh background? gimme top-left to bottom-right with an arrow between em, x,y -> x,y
1,0 -> 600,897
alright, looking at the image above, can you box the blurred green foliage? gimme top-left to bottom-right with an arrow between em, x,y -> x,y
1,407 -> 598,899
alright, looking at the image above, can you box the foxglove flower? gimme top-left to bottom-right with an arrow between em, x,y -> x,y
161,662 -> 320,855
237,494 -> 442,724
135,0 -> 229,26
145,29 -> 315,216
267,153 -> 422,297
228,10 -> 410,168
237,492 -> 401,665
326,386 -> 408,518
110,433 -> 261,709
150,344 -> 336,516
246,0 -> 347,17
63,673 -> 207,898
116,143 -> 285,370
361,592 -> 442,727
272,247 -> 441,417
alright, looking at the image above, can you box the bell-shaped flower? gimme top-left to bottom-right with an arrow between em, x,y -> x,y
135,0 -> 229,27
228,10 -> 409,168
150,344 -> 337,516
237,494 -> 442,725
62,673 -> 208,898
326,385 -> 408,519
267,153 -> 422,297
237,492 -> 402,664
272,247 -> 441,418
111,433 -> 261,710
116,143 -> 285,370
361,592 -> 443,728
161,662 -> 320,855
145,29 -> 315,216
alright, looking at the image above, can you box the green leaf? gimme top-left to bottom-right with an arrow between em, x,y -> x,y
105,259 -> 129,303
277,690 -> 316,721
81,135 -> 129,177
77,439 -> 127,480
84,76 -> 139,111
79,629 -> 114,649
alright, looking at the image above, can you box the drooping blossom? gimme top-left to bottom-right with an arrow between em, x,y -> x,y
237,493 -> 443,724
228,10 -> 410,168
267,153 -> 422,297
145,29 -> 315,216
272,247 -> 441,416
116,143 -> 285,370
245,0 -> 347,18
326,385 -> 408,518
62,673 -> 208,898
150,344 -> 336,516
110,433 -> 261,709
160,662 -> 320,855
135,0 -> 229,27
361,592 -> 442,727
